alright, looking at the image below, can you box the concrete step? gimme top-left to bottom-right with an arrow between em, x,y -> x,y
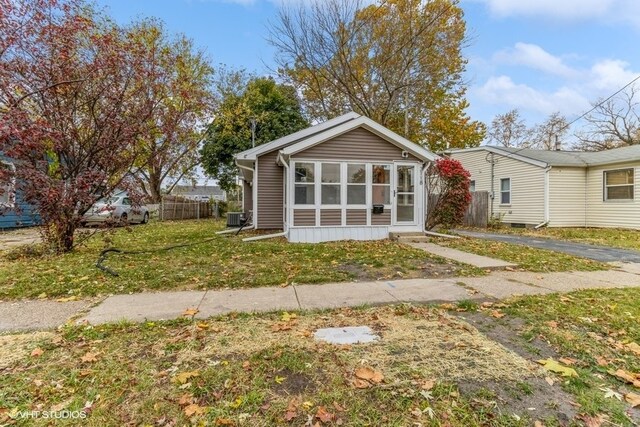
396,236 -> 431,243
389,232 -> 427,241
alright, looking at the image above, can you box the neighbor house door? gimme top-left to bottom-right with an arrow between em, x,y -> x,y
392,162 -> 418,226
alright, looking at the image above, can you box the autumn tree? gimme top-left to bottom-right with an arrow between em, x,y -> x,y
530,112 -> 568,150
131,19 -> 215,203
200,75 -> 308,191
268,0 -> 485,151
575,85 -> 640,151
487,109 -> 531,148
0,0 -> 157,252
426,158 -> 471,230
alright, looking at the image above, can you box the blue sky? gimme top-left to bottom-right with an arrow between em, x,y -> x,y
96,0 -> 640,137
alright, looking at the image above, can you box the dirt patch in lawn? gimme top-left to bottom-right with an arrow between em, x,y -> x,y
0,331 -> 54,369
455,311 -> 579,424
336,260 -> 468,282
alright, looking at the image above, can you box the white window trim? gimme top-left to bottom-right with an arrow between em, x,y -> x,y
500,178 -> 511,205
603,168 -> 635,202
0,160 -> 16,208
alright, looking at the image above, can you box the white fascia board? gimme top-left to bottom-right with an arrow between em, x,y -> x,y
448,146 -> 548,168
281,116 -> 438,162
235,112 -> 361,161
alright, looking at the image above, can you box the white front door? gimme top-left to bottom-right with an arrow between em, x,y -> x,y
392,162 -> 419,227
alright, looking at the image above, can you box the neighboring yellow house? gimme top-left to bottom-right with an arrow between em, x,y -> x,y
447,145 -> 640,229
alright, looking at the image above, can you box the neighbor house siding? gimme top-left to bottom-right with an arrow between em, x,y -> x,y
256,150 -> 284,229
548,167 -> 587,227
450,150 -> 545,225
585,161 -> 640,229
293,127 -> 419,162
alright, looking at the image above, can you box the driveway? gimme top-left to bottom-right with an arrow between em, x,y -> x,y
454,230 -> 640,263
0,228 -> 41,250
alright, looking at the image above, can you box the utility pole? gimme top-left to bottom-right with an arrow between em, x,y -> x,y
250,118 -> 256,148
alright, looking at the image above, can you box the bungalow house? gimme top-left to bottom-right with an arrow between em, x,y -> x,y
234,112 -> 438,243
447,145 -> 640,229
0,155 -> 40,229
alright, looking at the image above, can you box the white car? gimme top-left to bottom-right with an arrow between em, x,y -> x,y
82,196 -> 149,226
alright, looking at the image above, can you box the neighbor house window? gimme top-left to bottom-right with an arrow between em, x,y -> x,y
347,163 -> 366,205
371,164 -> 391,205
0,160 -> 15,207
500,178 -> 511,204
294,162 -> 315,205
321,163 -> 341,205
604,168 -> 634,200
469,180 -> 476,192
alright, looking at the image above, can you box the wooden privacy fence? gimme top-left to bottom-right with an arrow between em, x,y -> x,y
427,191 -> 489,228
159,196 -> 217,221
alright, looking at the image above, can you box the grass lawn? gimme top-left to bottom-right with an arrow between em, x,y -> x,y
1,290 -> 638,426
0,220 -> 478,300
474,226 -> 640,252
434,236 -> 609,272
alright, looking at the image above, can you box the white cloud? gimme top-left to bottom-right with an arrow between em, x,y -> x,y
493,43 -> 577,78
475,75 -> 590,116
588,59 -> 639,91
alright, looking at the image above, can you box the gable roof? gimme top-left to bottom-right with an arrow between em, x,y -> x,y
448,145 -> 640,168
235,112 -> 437,166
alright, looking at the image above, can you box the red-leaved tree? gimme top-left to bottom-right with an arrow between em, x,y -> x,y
0,0 -> 159,252
426,158 -> 471,230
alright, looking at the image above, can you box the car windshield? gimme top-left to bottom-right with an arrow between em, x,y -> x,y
97,197 -> 120,205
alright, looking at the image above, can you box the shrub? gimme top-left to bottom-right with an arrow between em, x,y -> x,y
426,158 -> 471,230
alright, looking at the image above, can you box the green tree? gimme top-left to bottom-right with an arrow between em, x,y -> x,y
200,76 -> 308,191
269,0 -> 484,150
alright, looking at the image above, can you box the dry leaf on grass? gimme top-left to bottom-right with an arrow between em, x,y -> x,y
315,406 -> 335,423
173,370 -> 200,385
595,356 -> 609,367
178,393 -> 194,406
421,379 -> 435,390
271,323 -> 292,332
30,347 -> 44,357
183,403 -> 206,417
215,418 -> 235,426
490,310 -> 506,319
80,352 -> 99,363
625,342 -> 640,356
625,392 -> 640,407
544,376 -> 554,386
353,366 -> 384,388
559,357 -> 577,366
579,414 -> 606,427
537,358 -> 578,377
610,369 -> 640,387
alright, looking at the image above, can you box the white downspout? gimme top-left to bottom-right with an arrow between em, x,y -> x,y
277,152 -> 290,235
421,162 -> 429,233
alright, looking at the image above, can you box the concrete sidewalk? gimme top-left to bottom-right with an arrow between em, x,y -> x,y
2,264 -> 639,332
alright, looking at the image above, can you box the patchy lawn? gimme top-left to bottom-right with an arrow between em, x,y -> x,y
2,291 -> 639,426
0,220 -> 479,300
472,226 -> 640,252
433,236 -> 609,272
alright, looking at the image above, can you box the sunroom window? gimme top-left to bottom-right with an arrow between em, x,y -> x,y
294,162 -> 315,205
347,164 -> 366,205
321,163 -> 341,205
372,164 -> 391,205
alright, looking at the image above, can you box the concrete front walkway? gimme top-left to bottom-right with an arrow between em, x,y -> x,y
1,264 -> 639,332
454,229 -> 640,263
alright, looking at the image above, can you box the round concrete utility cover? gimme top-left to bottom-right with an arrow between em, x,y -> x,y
313,326 -> 379,345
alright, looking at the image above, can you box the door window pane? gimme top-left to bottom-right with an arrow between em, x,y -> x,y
396,165 -> 414,192
397,194 -> 414,222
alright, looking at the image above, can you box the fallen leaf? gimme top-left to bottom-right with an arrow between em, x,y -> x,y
625,392 -> 640,407
196,322 -> 209,330
284,410 -> 297,421
579,414 -> 606,427
537,358 -> 578,377
55,295 -> 79,302
275,376 -> 286,384
315,406 -> 335,423
183,403 -> 206,417
333,402 -> 345,412
625,342 -> 640,356
544,376 -> 554,386
559,357 -> 577,366
354,367 -> 384,384
31,347 -> 44,357
271,323 -> 292,332
178,393 -> 194,406
281,312 -> 297,322
353,378 -> 371,389
534,421 -> 545,427
173,370 -> 200,385
599,387 -> 622,400
490,310 -> 506,319
421,379 -> 435,390
595,356 -> 609,367
182,308 -> 199,317
215,418 -> 235,426
545,321 -> 558,328
50,399 -> 72,412
610,369 -> 640,387
80,352 -> 99,363
242,361 -> 251,371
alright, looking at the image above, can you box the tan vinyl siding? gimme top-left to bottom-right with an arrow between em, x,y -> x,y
585,162 -> 640,229
346,209 -> 367,225
294,209 -> 316,226
320,209 -> 342,226
548,167 -> 587,227
293,127 -> 419,161
242,180 -> 253,214
256,150 -> 284,229
450,151 -> 545,225
371,209 -> 391,225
